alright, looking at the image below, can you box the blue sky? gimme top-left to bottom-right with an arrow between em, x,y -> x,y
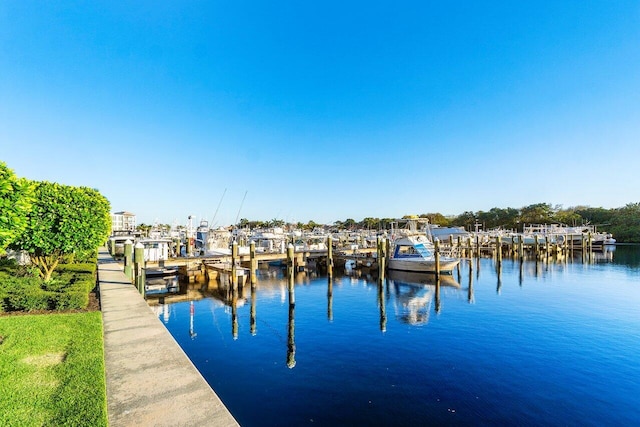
1,1 -> 639,226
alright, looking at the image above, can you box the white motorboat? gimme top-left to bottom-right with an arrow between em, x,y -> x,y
388,234 -> 460,273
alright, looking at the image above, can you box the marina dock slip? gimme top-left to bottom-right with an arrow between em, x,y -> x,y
98,248 -> 238,426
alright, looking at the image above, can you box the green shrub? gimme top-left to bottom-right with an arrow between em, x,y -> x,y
58,263 -> 96,275
0,261 -> 97,312
54,290 -> 89,310
6,286 -> 52,311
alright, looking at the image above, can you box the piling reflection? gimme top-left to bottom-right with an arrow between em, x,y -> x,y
327,277 -> 333,322
467,260 -> 474,304
250,282 -> 257,336
377,278 -> 387,332
189,300 -> 196,339
287,264 -> 296,368
231,286 -> 239,340
287,301 -> 296,369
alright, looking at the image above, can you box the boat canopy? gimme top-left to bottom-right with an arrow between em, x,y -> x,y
393,237 -> 434,259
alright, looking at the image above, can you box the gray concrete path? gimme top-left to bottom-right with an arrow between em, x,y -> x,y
98,248 -> 238,427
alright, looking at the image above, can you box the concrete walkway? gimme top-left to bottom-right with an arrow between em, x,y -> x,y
98,248 -> 238,426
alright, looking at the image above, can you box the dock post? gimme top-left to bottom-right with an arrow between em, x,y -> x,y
475,235 -> 480,258
496,236 -> 502,265
385,238 -> 391,263
124,239 -> 133,281
467,236 -> 473,259
134,242 -> 144,293
141,267 -> 146,299
434,239 -> 441,278
534,235 -> 539,259
249,240 -> 257,285
231,241 -> 238,290
545,235 -> 550,262
457,236 -> 462,258
376,236 -> 381,272
380,238 -> 386,279
518,235 -> 524,261
287,243 -> 295,305
327,235 -> 333,279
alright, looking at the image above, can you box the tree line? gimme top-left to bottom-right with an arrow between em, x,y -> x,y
235,202 -> 640,243
0,162 -> 111,281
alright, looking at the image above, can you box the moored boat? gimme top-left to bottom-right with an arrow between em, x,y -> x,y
388,234 -> 460,274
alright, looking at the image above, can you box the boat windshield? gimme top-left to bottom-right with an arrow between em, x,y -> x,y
394,243 -> 433,258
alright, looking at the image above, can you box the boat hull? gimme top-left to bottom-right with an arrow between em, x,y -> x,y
388,258 -> 459,273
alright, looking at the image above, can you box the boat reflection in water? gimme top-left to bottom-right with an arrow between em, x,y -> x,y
386,270 -> 460,325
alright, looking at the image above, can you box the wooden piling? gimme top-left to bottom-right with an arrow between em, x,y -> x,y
287,244 -> 295,305
434,239 -> 441,278
124,239 -> 133,280
518,235 -> 524,261
249,240 -> 257,285
496,236 -> 502,265
327,235 -> 333,279
231,241 -> 238,290
134,242 -> 144,294
545,235 -> 550,262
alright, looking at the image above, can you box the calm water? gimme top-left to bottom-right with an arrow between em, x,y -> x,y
155,246 -> 640,426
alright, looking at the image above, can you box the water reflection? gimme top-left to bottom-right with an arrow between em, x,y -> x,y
250,282 -> 257,335
287,265 -> 296,368
386,270 -> 460,325
287,301 -> 296,369
327,277 -> 333,322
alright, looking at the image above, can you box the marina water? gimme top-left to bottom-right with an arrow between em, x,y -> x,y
155,246 -> 640,426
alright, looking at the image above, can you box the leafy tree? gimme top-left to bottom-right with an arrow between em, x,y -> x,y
419,213 -> 450,226
554,208 -> 583,226
573,206 -> 614,226
519,203 -> 555,225
360,217 -> 379,230
609,203 -> 640,243
12,182 -> 111,281
0,162 -> 34,254
450,211 -> 477,231
342,218 -> 357,230
268,218 -> 285,228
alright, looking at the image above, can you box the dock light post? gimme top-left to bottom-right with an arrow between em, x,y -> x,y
124,239 -> 133,280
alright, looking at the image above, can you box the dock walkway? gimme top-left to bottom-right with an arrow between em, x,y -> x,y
98,247 -> 238,426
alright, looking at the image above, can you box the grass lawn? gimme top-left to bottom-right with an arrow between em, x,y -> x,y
0,311 -> 107,426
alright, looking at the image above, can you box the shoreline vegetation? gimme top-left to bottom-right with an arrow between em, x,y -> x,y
141,202 -> 640,243
1,161 -> 111,424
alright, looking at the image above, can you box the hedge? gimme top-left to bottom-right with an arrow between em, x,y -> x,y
0,264 -> 96,312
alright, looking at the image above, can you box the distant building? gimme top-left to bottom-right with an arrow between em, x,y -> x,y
111,211 -> 136,232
